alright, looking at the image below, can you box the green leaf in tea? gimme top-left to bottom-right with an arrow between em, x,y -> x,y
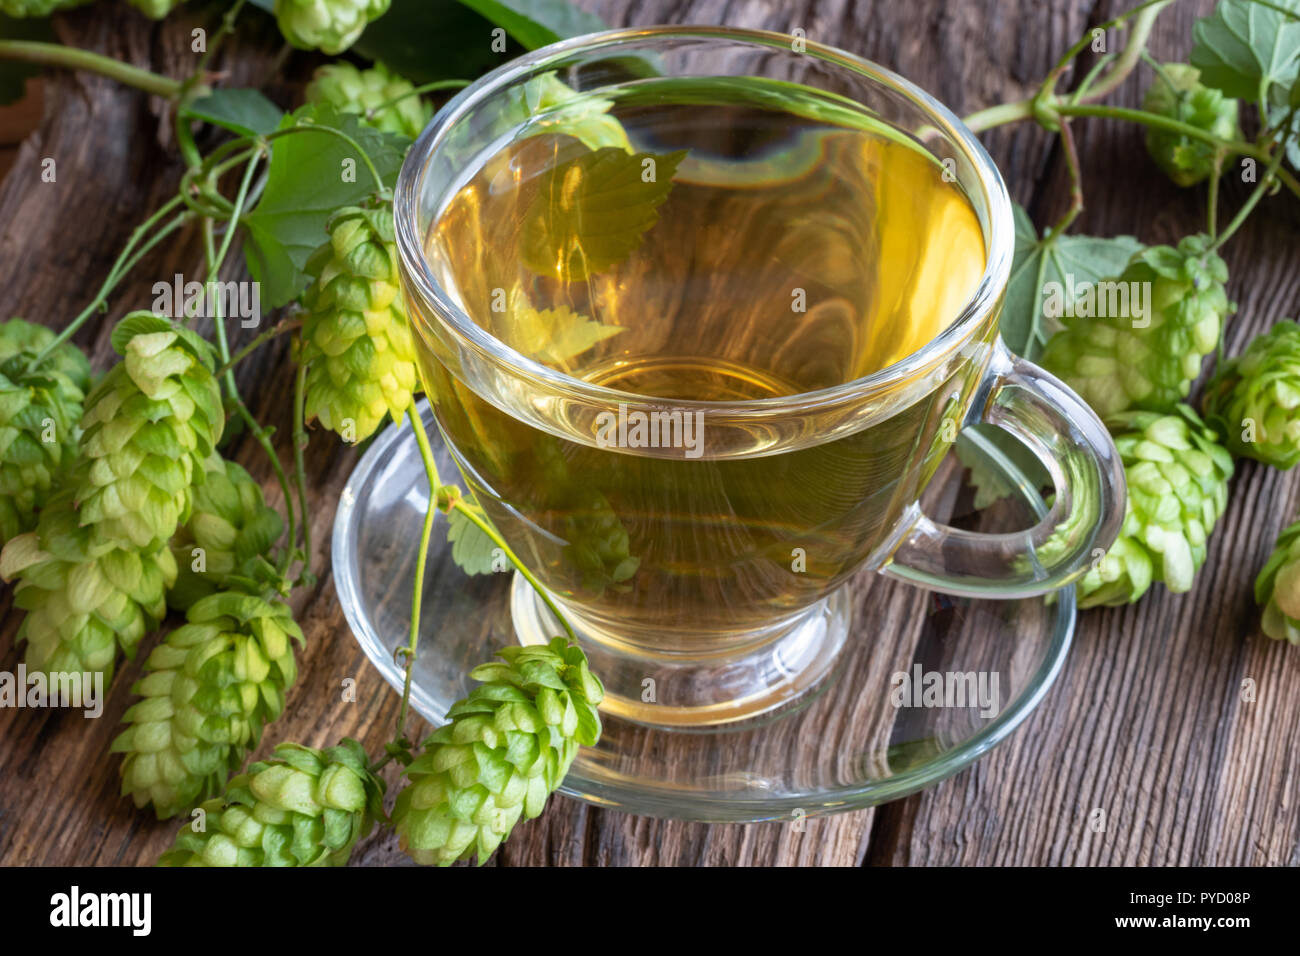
1190,0 -> 1300,102
520,147 -> 687,282
1001,202 -> 1142,359
503,289 -> 624,365
182,89 -> 285,138
242,104 -> 409,308
446,501 -> 499,575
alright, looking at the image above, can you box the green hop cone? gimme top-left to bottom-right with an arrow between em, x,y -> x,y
0,0 -> 91,16
1202,319 -> 1300,469
75,313 -> 223,553
0,318 -> 91,545
1078,405 -> 1233,607
125,0 -> 186,17
1040,235 -> 1233,417
301,204 -> 419,443
0,490 -> 176,678
305,61 -> 431,139
168,455 -> 284,611
113,584 -> 303,819
1256,519 -> 1300,644
1142,64 -> 1239,188
273,0 -> 390,55
393,637 -> 604,866
159,739 -> 384,866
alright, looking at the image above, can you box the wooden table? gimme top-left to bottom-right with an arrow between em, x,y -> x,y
1,0 -> 1297,867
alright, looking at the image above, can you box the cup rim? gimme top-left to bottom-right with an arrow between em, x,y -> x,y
394,25 -> 1014,415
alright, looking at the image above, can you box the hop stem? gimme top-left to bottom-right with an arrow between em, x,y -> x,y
0,40 -> 184,99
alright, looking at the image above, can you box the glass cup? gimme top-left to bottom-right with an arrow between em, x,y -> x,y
394,27 -> 1125,728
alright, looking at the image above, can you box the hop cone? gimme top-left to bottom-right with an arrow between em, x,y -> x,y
168,455 -> 284,612
125,0 -> 186,16
1142,64 -> 1239,188
0,490 -> 176,678
159,739 -> 384,866
301,204 -> 419,442
273,0 -> 390,55
1078,405 -> 1233,607
393,637 -> 604,866
1256,519 -> 1300,644
305,61 -> 431,139
75,314 -> 224,553
1202,319 -> 1300,468
0,318 -> 91,545
1041,236 -> 1233,417
0,0 -> 91,16
113,584 -> 303,818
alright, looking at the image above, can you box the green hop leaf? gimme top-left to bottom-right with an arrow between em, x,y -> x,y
243,103 -> 409,308
455,0 -> 605,50
305,60 -> 432,139
1078,405 -> 1233,607
114,584 -> 304,819
300,202 -> 420,442
520,146 -> 687,282
1203,319 -> 1300,468
1040,235 -> 1234,417
273,0 -> 391,55
392,637 -> 603,866
446,499 -> 501,576
1190,0 -> 1300,102
181,89 -> 284,138
496,288 -> 624,369
158,739 -> 384,866
1142,63 -> 1239,187
1256,517 -> 1300,643
1001,202 -> 1143,360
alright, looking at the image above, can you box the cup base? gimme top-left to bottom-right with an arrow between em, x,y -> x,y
510,575 -> 851,729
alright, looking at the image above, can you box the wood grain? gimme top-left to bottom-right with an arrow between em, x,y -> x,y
1,0 -> 1297,867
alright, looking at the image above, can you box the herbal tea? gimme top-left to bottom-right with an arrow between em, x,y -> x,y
410,81 -> 988,651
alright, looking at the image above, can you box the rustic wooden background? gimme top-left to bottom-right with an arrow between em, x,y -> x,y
1,0 -> 1297,867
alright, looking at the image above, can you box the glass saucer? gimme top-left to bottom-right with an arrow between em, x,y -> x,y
333,400 -> 1072,823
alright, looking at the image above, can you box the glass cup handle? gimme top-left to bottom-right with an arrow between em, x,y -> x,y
881,340 -> 1127,598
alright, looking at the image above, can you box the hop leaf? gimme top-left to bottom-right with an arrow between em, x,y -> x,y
392,637 -> 603,866
1202,319 -> 1300,468
0,490 -> 176,680
168,454 -> 284,611
158,739 -> 384,866
1142,64 -> 1239,187
1256,518 -> 1300,643
1040,235 -> 1234,416
1078,405 -> 1234,607
273,0 -> 391,55
113,584 -> 304,819
75,314 -> 224,553
300,203 -> 420,442
305,61 -> 431,139
0,318 -> 91,545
